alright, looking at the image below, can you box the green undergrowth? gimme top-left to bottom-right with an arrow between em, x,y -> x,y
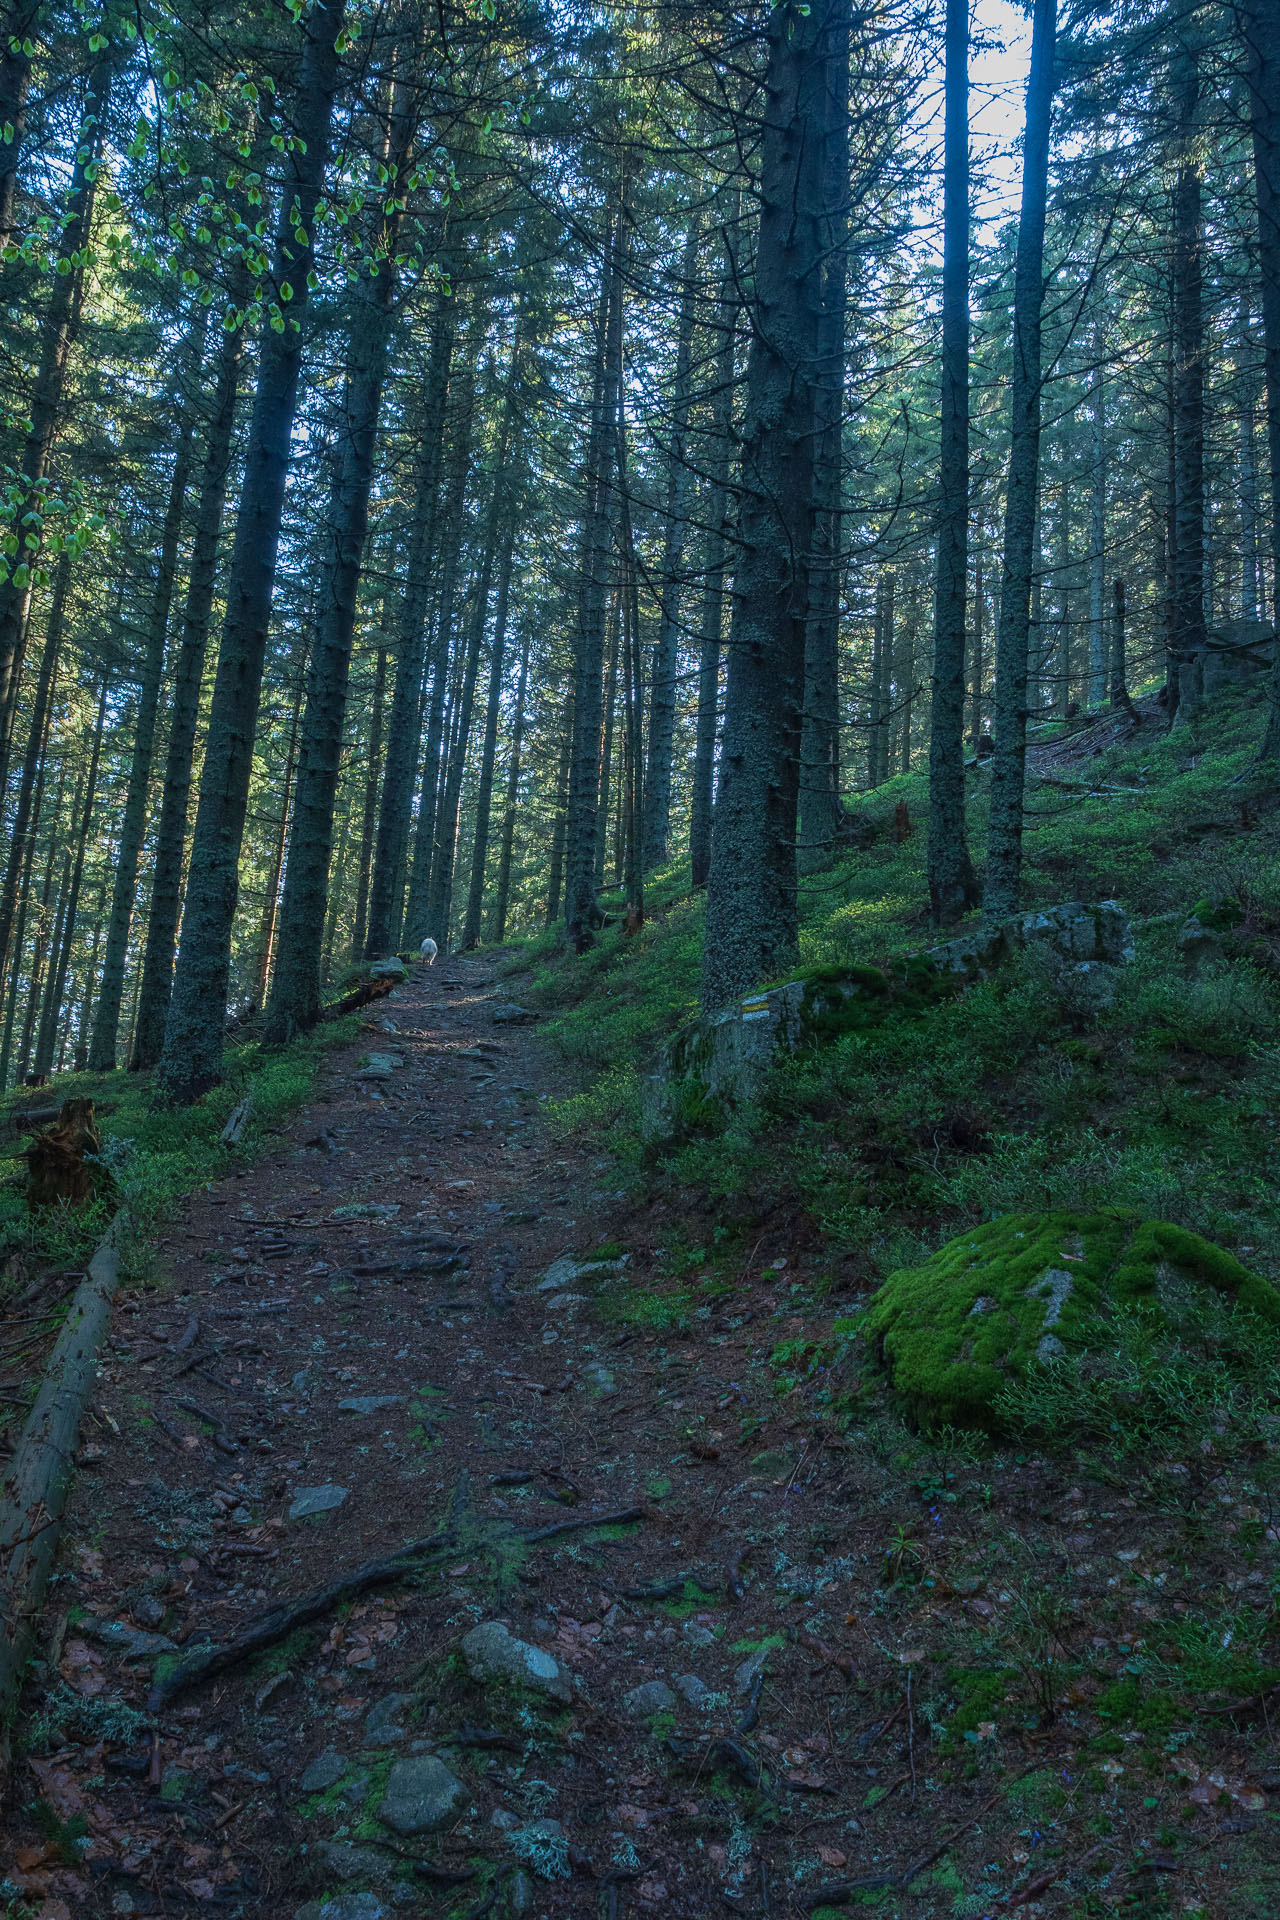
515,685 -> 1280,1300
0,1012 -> 363,1291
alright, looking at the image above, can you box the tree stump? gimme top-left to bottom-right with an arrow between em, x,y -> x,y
25,1098 -> 106,1210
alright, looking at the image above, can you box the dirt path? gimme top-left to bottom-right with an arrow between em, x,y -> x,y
6,956 -> 1273,1920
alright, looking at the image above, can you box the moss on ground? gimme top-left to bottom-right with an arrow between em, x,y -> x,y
864,1209 -> 1280,1430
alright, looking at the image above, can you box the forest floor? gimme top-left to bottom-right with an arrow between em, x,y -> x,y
4,948 -> 1280,1920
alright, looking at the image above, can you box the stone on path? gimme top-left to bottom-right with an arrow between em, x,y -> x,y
299,1750 -> 348,1794
297,1896 -> 386,1920
378,1754 -> 464,1835
363,1693 -> 414,1747
673,1673 -> 714,1710
490,1003 -> 539,1025
733,1645 -> 770,1695
312,1841 -> 391,1883
82,1617 -> 177,1660
338,1395 -> 404,1416
289,1484 -> 349,1520
624,1679 -> 676,1717
368,958 -> 409,982
461,1621 -> 575,1703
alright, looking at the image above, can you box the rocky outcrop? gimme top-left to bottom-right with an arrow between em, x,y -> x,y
644,901 -> 1134,1142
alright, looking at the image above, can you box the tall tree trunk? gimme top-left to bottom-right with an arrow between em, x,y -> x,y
1171,31 -> 1207,723
1087,351 -> 1107,706
690,223 -> 739,890
130,308 -> 247,1071
899,579 -> 918,773
256,674 -> 302,1008
700,0 -> 834,1011
401,335 -> 479,947
156,0 -> 345,1102
642,217 -> 700,873
363,292 -> 456,955
1240,312 -> 1261,623
799,17 -> 851,869
968,546 -> 985,751
32,682 -> 106,1078
461,519 -> 517,948
492,627 -> 530,943
425,544 -> 491,949
1110,576 -> 1136,715
981,0 -> 1056,920
351,643 -> 387,958
595,594 -> 620,891
1241,0 -> 1280,757
12,759 -> 63,1085
88,349 -> 201,1069
0,0 -> 41,246
0,43 -> 113,759
265,74 -> 413,1041
545,709 -> 572,925
927,0 -> 979,924
564,222 -> 623,950
0,553 -> 67,991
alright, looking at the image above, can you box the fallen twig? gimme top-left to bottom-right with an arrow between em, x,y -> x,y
518,1504 -> 646,1544
997,1838 -> 1110,1907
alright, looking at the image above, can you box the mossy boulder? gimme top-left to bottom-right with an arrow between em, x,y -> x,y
865,1210 -> 1280,1430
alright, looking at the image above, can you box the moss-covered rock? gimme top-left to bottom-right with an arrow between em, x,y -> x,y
642,901 -> 1134,1144
865,1210 -> 1280,1429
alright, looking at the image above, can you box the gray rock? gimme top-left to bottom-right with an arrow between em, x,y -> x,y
1203,616 -> 1275,695
378,1754 -> 464,1835
733,1646 -> 770,1695
537,1254 -> 628,1292
364,1693 -> 414,1747
624,1679 -> 676,1717
681,1623 -> 716,1648
339,1769 -> 371,1808
312,1841 -> 391,1884
338,1395 -> 404,1416
299,1750 -> 349,1794
581,1361 -> 616,1396
507,1867 -> 536,1913
129,1593 -> 166,1630
369,959 -> 409,982
490,1003 -> 540,1025
461,1621 -> 574,1703
1055,959 -> 1119,1020
360,1051 -> 405,1078
644,899 -> 1134,1141
490,1807 -> 520,1831
508,1818 -> 570,1880
81,1616 -> 178,1660
289,1484 -> 349,1520
296,1897 -> 386,1920
672,1673 -> 713,1710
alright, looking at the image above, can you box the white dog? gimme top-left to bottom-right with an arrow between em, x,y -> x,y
419,937 -> 438,966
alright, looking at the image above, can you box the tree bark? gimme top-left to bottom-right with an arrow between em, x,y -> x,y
264,72 -> 413,1041
130,308 -> 247,1071
351,643 -> 387,959
33,682 -> 106,1078
981,0 -> 1056,920
1087,349 -> 1107,706
1240,0 -> 1280,758
363,292 -> 456,956
0,554 -> 67,996
700,0 -> 834,1011
492,627 -> 530,943
1239,300 -> 1262,624
1170,31 -> 1207,723
88,342 -> 202,1070
0,43 -> 113,760
690,222 -> 739,890
564,221 -> 623,950
156,0 -> 346,1102
401,334 -> 478,947
0,0 -> 41,247
799,15 -> 851,868
927,0 -> 979,924
642,217 -> 700,873
461,518 -> 517,949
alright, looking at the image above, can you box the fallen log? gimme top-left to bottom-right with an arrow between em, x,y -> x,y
325,975 -> 396,1020
0,1224 -> 121,1791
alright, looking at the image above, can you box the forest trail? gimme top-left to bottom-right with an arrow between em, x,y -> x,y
8,954 -> 1277,1919
7,957 -> 819,1918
